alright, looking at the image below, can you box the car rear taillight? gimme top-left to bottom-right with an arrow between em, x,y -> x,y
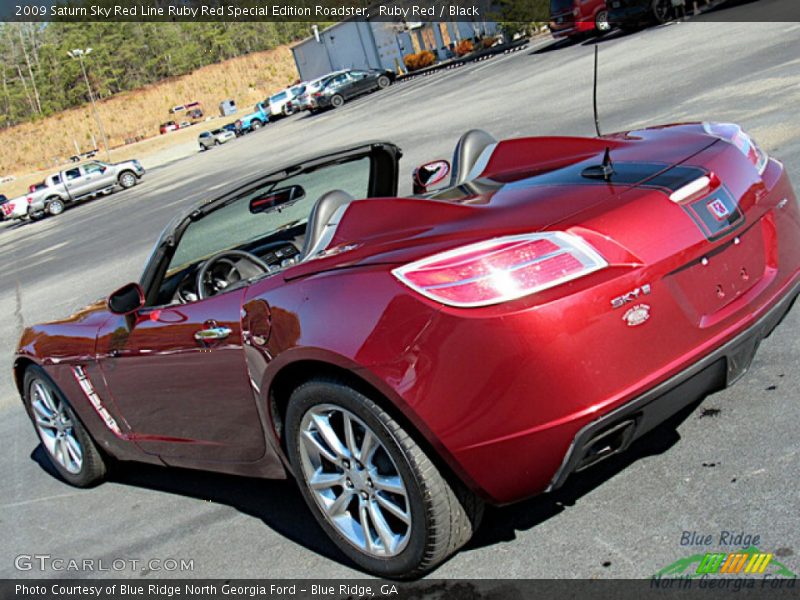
27,197 -> 33,204
703,122 -> 768,175
392,232 -> 608,308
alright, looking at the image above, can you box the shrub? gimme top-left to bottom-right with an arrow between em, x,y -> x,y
404,51 -> 437,72
454,39 -> 474,56
481,36 -> 498,49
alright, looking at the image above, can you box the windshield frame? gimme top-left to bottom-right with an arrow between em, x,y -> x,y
139,142 -> 402,306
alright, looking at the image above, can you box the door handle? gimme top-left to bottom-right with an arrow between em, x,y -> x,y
194,326 -> 232,341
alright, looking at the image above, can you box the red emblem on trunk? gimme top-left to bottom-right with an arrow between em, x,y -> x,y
708,198 -> 730,221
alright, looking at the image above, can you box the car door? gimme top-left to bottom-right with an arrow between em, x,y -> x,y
342,72 -> 366,99
95,142 -> 402,465
83,162 -> 115,190
61,167 -> 87,199
95,288 -> 266,462
348,70 -> 373,96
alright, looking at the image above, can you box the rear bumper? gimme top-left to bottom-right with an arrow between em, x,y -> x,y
548,277 -> 800,491
550,18 -> 595,38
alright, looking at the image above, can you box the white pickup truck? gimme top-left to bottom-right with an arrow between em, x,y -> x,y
18,159 -> 145,220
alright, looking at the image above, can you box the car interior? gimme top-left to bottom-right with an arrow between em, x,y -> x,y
141,144 -> 401,308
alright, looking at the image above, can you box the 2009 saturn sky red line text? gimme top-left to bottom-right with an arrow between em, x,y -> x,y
14,122 -> 800,578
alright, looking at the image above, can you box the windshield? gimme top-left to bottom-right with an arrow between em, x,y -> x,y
166,157 -> 371,276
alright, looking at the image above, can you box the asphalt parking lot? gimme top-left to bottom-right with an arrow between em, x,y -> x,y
2,14 -> 800,579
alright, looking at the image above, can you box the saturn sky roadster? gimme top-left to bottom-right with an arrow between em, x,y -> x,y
14,123 -> 800,577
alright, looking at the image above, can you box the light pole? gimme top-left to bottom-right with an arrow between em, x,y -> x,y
68,48 -> 111,162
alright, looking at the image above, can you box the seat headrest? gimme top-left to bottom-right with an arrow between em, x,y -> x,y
450,129 -> 497,187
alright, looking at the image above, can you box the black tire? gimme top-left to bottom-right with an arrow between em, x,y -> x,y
23,365 -> 108,488
282,105 -> 294,117
215,139 -> 221,146
46,197 -> 65,216
251,120 -> 262,131
27,207 -> 45,221
118,170 -> 137,189
595,9 -> 611,32
330,94 -> 345,109
285,379 -> 483,579
652,0 -> 671,23
377,75 -> 391,90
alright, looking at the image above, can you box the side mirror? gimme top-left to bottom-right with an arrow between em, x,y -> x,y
249,185 -> 306,214
413,160 -> 451,194
108,282 -> 145,315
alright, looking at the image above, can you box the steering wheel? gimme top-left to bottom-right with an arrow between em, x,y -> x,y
196,250 -> 270,300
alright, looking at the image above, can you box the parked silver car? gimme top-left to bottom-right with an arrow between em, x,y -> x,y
26,159 -> 145,219
198,128 -> 236,150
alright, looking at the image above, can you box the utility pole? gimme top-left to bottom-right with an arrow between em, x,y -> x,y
68,48 -> 111,163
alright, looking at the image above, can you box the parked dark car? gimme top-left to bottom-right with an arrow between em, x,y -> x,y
312,69 -> 395,111
0,194 -> 8,221
609,0 -> 674,29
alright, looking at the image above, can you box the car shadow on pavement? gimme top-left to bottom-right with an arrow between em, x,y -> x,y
1,219 -> 30,231
466,398 -> 702,552
112,461 -> 356,569
530,37 -> 581,54
28,396 -> 703,577
29,444 -> 357,571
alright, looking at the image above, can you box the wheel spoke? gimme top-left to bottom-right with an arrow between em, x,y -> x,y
358,500 -> 375,553
326,490 -> 353,517
309,468 -> 343,490
375,492 -> 411,525
343,414 -> 358,458
360,430 -> 376,464
301,430 -> 338,464
53,438 -> 66,466
65,435 -> 83,465
373,474 -> 405,495
32,400 -> 56,428
368,498 -> 398,553
35,383 -> 57,413
311,414 -> 349,459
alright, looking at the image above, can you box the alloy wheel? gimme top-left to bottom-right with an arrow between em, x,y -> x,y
596,10 -> 611,31
30,379 -> 83,474
48,200 -> 64,216
120,173 -> 136,188
297,404 -> 412,558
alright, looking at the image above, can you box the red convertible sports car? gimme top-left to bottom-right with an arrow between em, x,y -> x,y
14,123 -> 800,578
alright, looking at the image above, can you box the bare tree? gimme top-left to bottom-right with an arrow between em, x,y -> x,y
18,25 -> 42,114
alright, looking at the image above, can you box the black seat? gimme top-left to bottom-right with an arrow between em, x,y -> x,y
449,129 -> 497,187
301,189 -> 354,260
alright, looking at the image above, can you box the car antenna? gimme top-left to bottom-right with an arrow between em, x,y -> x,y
593,45 -> 602,137
581,46 -> 615,181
